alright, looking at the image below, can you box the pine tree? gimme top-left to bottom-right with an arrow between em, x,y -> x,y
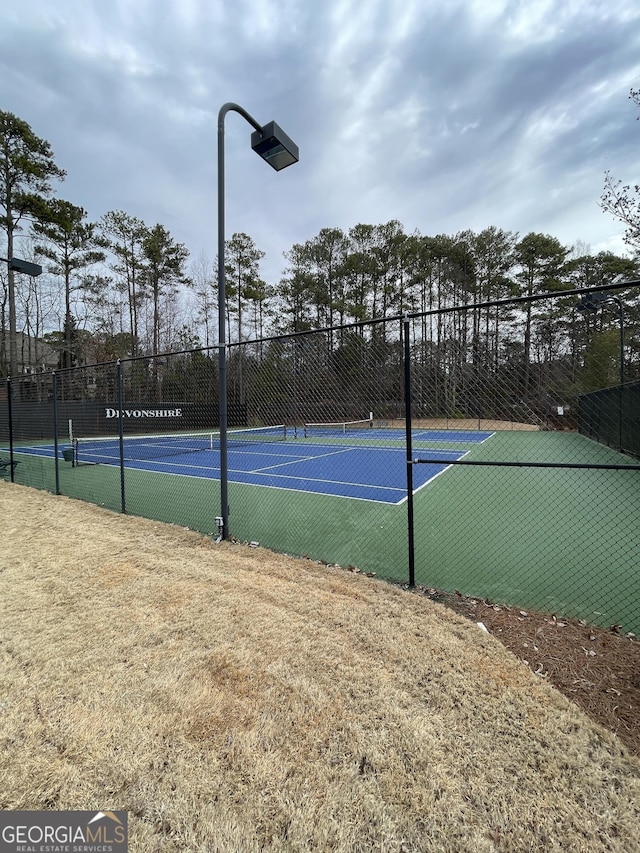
0,111 -> 65,376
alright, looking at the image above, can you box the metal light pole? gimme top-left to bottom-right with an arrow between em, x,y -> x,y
577,292 -> 625,385
217,103 -> 299,540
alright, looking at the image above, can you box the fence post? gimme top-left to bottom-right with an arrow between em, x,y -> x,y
618,384 -> 623,452
7,376 -> 15,483
403,316 -> 416,588
52,372 -> 60,495
116,360 -> 126,513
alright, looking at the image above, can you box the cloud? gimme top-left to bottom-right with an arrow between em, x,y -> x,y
0,0 -> 638,291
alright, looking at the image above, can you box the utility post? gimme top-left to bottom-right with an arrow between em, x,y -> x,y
1,256 -> 42,376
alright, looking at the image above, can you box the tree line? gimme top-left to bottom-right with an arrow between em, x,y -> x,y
2,101 -> 639,408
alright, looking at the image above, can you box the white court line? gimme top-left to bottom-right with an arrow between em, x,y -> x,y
249,446 -> 356,473
233,466 -> 406,495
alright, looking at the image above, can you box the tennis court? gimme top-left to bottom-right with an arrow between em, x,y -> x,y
11,422 -> 494,504
6,422 -> 639,635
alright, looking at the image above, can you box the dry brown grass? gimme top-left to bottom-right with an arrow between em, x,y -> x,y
1,480 -> 639,853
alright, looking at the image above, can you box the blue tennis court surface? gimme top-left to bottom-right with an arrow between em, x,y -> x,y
12,428 -> 494,504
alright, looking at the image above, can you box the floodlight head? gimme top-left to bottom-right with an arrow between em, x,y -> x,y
9,257 -> 42,277
577,292 -> 619,313
251,120 -> 299,171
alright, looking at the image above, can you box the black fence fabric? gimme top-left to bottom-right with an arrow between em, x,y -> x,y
2,291 -> 639,636
579,381 -> 640,458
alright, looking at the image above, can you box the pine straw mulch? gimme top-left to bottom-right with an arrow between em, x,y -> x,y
401,585 -> 640,759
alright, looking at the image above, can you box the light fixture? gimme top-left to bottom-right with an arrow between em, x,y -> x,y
250,121 -> 299,171
9,257 -> 42,276
1,256 -> 42,277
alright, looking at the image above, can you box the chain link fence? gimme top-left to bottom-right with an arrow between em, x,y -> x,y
2,288 -> 639,634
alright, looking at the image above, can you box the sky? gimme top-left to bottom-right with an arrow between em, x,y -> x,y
1,0 -> 639,287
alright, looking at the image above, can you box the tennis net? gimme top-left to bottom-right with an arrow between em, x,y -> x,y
75,424 -> 287,464
303,417 -> 373,438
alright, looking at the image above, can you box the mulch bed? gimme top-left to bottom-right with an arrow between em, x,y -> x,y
409,586 -> 640,759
